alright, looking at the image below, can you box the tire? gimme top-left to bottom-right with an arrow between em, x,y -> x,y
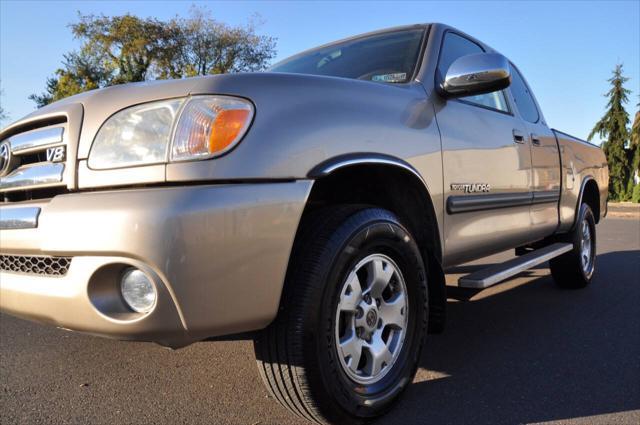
254,206 -> 429,424
550,202 -> 597,289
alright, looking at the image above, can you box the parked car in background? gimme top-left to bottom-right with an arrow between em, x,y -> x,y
0,23 -> 608,424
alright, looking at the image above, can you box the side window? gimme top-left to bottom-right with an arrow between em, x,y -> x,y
509,65 -> 539,123
437,32 -> 509,113
437,33 -> 483,79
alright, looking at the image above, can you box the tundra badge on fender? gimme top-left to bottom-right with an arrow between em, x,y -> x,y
450,183 -> 491,193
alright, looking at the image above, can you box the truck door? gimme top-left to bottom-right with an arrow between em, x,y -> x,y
435,31 -> 535,267
508,64 -> 561,238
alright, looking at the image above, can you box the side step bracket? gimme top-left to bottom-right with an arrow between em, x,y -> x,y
458,243 -> 573,289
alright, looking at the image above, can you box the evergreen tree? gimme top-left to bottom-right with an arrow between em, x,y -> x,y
630,102 -> 640,202
588,64 -> 631,201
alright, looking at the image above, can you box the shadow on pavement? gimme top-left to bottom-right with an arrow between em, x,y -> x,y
379,250 -> 640,425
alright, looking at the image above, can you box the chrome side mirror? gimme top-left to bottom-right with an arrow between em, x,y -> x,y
441,53 -> 511,98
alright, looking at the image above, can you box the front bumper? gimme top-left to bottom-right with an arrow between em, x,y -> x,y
0,181 -> 312,347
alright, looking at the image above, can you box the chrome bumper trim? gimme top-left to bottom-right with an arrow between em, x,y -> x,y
0,206 -> 41,229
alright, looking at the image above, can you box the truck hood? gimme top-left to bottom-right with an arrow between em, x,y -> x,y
1,72 -> 429,189
2,72 -> 411,159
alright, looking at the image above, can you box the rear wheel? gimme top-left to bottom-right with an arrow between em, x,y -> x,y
254,207 -> 428,424
550,202 -> 597,288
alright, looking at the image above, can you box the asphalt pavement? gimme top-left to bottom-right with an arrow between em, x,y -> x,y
1,217 -> 639,425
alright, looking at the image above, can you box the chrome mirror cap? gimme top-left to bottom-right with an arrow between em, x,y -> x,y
441,53 -> 511,98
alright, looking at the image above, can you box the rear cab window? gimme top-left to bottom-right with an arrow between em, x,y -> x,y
437,32 -> 509,113
270,28 -> 426,84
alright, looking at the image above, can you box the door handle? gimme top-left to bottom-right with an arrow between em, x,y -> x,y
513,129 -> 525,144
531,134 -> 542,146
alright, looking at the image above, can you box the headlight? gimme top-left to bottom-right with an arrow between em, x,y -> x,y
89,99 -> 183,169
88,96 -> 254,169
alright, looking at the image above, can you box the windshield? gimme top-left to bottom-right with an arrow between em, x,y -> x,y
270,28 -> 426,84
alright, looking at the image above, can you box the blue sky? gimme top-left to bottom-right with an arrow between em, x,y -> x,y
1,0 -> 639,143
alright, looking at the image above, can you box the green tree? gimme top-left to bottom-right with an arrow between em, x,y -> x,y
31,8 -> 276,107
177,8 -> 276,77
630,103 -> 640,202
29,51 -> 110,107
632,106 -> 640,148
71,13 -> 177,84
588,64 -> 632,201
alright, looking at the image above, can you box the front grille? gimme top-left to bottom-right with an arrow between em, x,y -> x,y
0,121 -> 68,200
0,254 -> 72,276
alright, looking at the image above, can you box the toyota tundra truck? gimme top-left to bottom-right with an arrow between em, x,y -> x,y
0,24 -> 609,424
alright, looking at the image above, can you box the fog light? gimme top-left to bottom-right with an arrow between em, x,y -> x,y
120,268 -> 157,313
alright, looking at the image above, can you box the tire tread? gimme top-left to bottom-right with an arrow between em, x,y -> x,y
254,206 -> 365,424
550,203 -> 596,289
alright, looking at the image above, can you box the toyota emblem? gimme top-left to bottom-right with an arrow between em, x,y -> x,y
0,141 -> 12,177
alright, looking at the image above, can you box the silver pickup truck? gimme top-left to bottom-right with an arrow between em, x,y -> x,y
0,23 -> 608,424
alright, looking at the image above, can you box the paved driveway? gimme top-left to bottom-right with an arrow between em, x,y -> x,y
1,217 -> 639,424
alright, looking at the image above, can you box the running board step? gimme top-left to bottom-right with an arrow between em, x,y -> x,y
458,243 -> 573,289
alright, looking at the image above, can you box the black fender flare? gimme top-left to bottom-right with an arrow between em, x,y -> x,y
573,176 -> 598,230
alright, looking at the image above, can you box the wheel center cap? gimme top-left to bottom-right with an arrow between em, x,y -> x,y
365,309 -> 378,329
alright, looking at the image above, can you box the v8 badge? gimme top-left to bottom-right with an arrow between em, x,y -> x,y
46,146 -> 66,163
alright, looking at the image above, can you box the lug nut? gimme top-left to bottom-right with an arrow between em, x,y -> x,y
364,294 -> 372,304
356,307 -> 364,318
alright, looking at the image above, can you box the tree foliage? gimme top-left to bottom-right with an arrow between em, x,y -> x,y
31,8 -> 276,108
630,103 -> 640,201
588,64 -> 632,201
633,104 -> 640,149
29,51 -> 109,106
177,9 -> 276,77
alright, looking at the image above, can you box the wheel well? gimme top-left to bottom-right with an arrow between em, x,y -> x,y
305,164 -> 441,260
303,163 -> 447,333
582,179 -> 600,223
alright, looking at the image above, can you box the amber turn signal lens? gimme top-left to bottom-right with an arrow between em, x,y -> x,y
209,109 -> 251,153
171,96 -> 254,161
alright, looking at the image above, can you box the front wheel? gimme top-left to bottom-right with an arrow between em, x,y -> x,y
550,202 -> 597,289
254,207 -> 428,424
